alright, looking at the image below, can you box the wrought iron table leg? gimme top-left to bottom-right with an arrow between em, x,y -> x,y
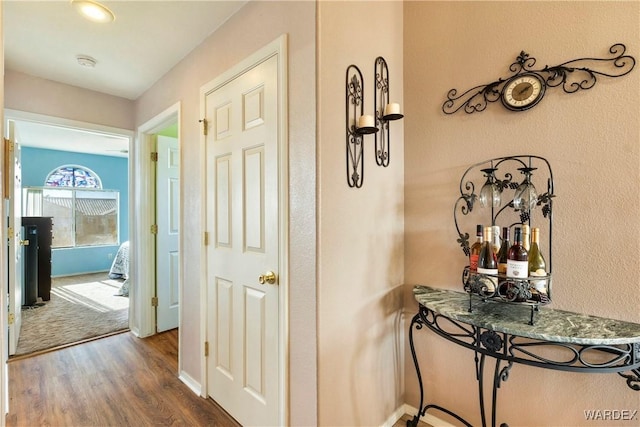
478,354 -> 488,427
408,312 -> 473,427
491,358 -> 503,427
407,313 -> 424,427
477,353 -> 513,427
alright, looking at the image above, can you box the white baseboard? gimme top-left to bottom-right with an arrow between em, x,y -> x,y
179,370 -> 202,396
384,404 -> 455,427
382,405 -> 410,427
51,270 -> 110,278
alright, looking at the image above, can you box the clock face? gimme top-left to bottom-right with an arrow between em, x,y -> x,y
501,73 -> 545,111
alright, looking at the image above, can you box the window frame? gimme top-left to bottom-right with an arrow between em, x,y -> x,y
23,186 -> 121,249
23,164 -> 120,249
44,164 -> 103,189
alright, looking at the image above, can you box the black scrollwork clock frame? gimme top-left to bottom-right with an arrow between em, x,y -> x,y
443,43 -> 636,115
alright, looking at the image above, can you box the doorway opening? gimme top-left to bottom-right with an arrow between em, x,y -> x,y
132,102 -> 181,342
5,110 -> 133,358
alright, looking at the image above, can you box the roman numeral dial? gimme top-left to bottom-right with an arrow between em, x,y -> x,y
501,73 -> 546,111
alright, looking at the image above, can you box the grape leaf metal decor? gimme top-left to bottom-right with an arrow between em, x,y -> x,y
442,43 -> 636,115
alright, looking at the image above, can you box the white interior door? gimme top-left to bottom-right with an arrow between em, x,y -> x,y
156,135 -> 180,332
7,120 -> 23,355
205,54 -> 280,426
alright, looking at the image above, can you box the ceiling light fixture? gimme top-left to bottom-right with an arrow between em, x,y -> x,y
77,55 -> 97,68
71,0 -> 115,24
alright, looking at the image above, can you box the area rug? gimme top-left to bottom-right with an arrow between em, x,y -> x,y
14,273 -> 129,356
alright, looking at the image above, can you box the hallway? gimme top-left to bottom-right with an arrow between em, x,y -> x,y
6,330 -> 239,426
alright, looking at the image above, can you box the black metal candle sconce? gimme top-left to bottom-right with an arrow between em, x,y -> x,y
346,64 -> 369,188
374,57 -> 404,167
345,57 -> 403,188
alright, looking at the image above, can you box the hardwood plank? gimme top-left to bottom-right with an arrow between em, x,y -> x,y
6,329 -> 240,427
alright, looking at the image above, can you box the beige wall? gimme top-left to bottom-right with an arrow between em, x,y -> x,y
318,1 -> 405,425
134,2 -> 317,425
4,70 -> 135,130
404,2 -> 640,426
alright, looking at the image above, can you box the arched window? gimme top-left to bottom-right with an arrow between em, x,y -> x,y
45,165 -> 102,188
23,165 -> 119,248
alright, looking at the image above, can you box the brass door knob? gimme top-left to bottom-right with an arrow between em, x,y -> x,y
258,271 -> 277,285
19,239 -> 29,246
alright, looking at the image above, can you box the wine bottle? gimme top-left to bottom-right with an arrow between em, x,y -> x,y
521,224 -> 531,251
528,227 -> 547,294
506,227 -> 528,279
477,226 -> 498,292
469,224 -> 483,272
496,227 -> 510,277
503,226 -> 529,300
491,225 -> 501,254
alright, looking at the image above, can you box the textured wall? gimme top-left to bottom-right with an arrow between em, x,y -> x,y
134,2 -> 317,425
404,2 -> 640,426
317,2 -> 405,425
4,70 -> 135,130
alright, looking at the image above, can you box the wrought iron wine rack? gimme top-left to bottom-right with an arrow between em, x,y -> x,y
454,155 -> 554,324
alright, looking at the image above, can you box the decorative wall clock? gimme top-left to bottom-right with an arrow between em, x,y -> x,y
501,73 -> 545,111
442,43 -> 635,114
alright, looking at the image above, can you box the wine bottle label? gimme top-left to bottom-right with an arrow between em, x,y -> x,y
470,254 -> 479,271
477,267 -> 498,292
530,269 -> 548,293
506,259 -> 528,278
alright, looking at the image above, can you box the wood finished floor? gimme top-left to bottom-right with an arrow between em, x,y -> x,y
6,329 -> 240,426
7,328 -> 429,427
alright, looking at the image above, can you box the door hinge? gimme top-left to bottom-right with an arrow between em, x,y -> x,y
5,138 -> 14,152
151,152 -> 158,162
204,341 -> 209,357
199,118 -> 208,136
151,224 -> 158,234
151,297 -> 158,307
7,227 -> 13,237
204,231 -> 209,246
8,313 -> 15,325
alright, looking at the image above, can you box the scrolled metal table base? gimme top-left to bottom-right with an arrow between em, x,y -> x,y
408,305 -> 640,427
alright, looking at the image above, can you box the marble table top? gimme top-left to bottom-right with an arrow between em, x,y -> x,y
414,285 -> 640,345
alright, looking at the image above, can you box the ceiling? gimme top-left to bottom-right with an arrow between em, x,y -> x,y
3,0 -> 248,157
8,119 -> 132,157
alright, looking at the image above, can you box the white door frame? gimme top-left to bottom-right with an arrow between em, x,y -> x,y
132,102 -> 181,339
1,109 -> 133,415
6,120 -> 21,357
199,35 -> 289,423
155,135 -> 180,333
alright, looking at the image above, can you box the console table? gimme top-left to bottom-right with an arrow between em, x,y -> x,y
408,285 -> 640,427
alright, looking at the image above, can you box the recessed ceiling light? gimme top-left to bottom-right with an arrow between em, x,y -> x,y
71,0 -> 115,24
77,55 -> 97,68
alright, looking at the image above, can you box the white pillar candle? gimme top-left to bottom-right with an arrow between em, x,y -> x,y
357,115 -> 374,128
384,103 -> 401,116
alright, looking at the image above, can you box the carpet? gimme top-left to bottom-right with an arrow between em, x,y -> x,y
14,273 -> 129,356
